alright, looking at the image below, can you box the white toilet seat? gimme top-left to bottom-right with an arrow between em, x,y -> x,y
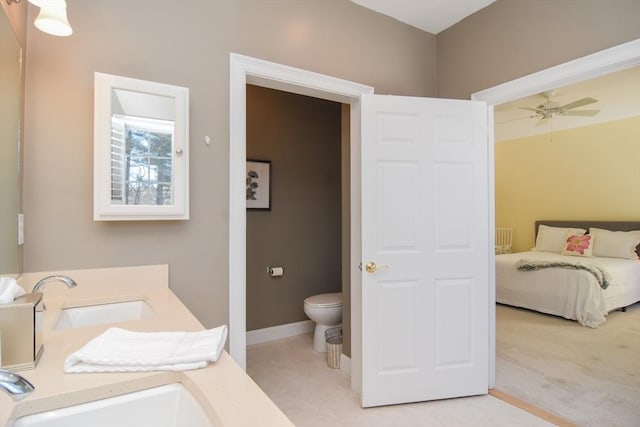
304,292 -> 342,308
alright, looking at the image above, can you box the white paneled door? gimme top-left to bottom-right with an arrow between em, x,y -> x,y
360,94 -> 489,407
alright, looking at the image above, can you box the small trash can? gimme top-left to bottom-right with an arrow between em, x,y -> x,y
325,327 -> 342,369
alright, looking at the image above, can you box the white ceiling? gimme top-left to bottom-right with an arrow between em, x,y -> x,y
350,0 -> 495,34
495,66 -> 640,142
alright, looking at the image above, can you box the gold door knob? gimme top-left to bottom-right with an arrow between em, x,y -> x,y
365,262 -> 388,273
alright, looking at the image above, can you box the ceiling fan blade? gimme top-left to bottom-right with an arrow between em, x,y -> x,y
563,109 -> 600,117
536,116 -> 550,127
519,107 -> 541,112
558,97 -> 598,110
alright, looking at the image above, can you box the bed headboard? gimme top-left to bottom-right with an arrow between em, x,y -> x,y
534,220 -> 640,235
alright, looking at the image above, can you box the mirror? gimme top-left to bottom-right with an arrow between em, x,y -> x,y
94,73 -> 189,220
0,9 -> 22,275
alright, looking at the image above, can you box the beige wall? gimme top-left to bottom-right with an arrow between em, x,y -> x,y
437,0 -> 640,99
246,85 -> 341,331
0,0 -> 27,47
496,116 -> 640,252
22,0 -> 435,330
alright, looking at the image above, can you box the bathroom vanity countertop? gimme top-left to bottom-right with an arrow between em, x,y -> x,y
0,265 -> 294,427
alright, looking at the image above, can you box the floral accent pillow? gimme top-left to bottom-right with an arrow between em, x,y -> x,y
534,225 -> 586,252
562,233 -> 594,257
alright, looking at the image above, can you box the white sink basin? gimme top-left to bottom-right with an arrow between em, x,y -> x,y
54,300 -> 154,330
13,383 -> 214,427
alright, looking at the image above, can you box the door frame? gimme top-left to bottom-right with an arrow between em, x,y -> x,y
471,38 -> 640,388
229,53 -> 373,370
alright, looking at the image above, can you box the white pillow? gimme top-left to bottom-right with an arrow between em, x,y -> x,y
534,225 -> 587,253
589,227 -> 640,259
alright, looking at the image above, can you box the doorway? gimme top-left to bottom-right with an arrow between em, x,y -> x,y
470,38 -> 640,387
228,52 -> 374,372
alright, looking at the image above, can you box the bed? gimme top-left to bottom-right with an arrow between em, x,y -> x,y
496,220 -> 640,328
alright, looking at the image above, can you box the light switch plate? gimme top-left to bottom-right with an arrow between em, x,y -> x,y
18,213 -> 24,246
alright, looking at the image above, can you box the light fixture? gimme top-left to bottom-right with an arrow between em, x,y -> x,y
27,0 -> 73,37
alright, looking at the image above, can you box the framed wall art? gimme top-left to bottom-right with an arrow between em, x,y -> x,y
246,160 -> 271,210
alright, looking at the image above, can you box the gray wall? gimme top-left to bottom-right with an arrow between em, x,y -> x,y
246,85 -> 341,331
0,15 -> 22,275
340,104 -> 351,356
1,1 -> 25,277
22,0 -> 436,332
437,0 -> 640,99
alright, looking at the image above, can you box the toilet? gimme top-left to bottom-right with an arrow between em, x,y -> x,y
303,292 -> 343,352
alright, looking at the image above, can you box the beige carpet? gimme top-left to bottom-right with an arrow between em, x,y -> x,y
495,302 -> 640,427
247,334 -> 553,427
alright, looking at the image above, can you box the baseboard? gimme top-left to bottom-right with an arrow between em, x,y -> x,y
246,320 -> 314,346
340,354 -> 351,374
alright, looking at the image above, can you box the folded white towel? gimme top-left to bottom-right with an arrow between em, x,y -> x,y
64,325 -> 228,373
0,277 -> 25,304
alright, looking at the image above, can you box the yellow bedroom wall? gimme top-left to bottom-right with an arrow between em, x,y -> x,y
496,116 -> 640,253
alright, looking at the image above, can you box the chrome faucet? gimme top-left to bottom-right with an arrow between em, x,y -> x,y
0,369 -> 34,400
32,275 -> 77,309
32,275 -> 77,294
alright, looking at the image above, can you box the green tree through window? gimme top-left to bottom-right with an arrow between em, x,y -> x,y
124,126 -> 173,205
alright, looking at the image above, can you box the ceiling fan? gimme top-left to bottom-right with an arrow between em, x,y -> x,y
520,91 -> 600,126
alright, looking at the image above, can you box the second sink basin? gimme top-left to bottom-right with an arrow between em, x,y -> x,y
54,300 -> 154,330
13,383 -> 214,427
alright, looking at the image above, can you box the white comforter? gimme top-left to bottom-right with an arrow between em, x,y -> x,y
496,251 -> 640,328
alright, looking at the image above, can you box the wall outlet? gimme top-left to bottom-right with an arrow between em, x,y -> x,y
18,213 -> 24,246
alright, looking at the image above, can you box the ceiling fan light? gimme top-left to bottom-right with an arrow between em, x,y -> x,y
33,1 -> 73,36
